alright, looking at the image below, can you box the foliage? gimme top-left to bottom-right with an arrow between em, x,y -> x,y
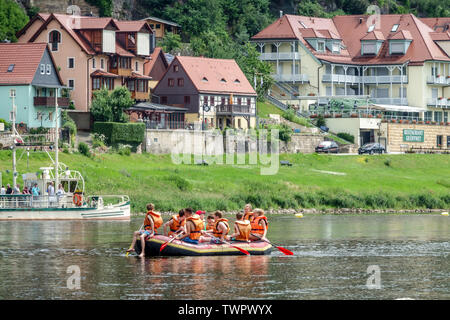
90,87 -> 134,123
0,118 -> 11,130
78,142 -> 91,157
282,108 -> 313,127
159,31 -> 182,53
85,0 -> 113,17
93,122 -> 145,150
0,0 -> 29,42
316,115 -> 326,128
336,132 -> 355,143
297,0 -> 346,17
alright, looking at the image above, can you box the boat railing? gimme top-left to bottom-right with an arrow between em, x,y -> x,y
0,194 -> 129,210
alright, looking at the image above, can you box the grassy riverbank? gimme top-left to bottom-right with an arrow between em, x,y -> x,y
0,151 -> 449,213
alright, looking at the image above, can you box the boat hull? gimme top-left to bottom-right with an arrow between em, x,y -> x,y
0,202 -> 130,220
134,235 -> 273,256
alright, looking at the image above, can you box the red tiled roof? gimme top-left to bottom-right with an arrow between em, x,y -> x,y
129,72 -> 152,80
361,31 -> 385,41
420,18 -> 450,31
430,32 -> 450,41
91,70 -> 119,78
116,43 -> 135,57
75,17 -> 118,30
300,28 -> 326,38
114,20 -> 152,33
174,56 -> 256,95
0,43 -> 48,84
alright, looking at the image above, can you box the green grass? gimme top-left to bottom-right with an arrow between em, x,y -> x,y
1,151 -> 449,213
257,101 -> 284,118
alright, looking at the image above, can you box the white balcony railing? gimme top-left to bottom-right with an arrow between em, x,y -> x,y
427,98 -> 449,107
272,74 -> 309,82
371,97 -> 408,105
427,76 -> 450,85
259,52 -> 300,61
322,74 -> 408,84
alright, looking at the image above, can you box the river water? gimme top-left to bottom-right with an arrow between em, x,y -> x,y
0,214 -> 448,300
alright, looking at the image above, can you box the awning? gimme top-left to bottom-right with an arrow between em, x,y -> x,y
372,104 -> 428,113
32,84 -> 71,89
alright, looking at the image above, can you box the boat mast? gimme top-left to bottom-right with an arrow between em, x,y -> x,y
55,88 -> 59,188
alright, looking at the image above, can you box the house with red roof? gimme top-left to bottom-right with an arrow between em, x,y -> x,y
152,56 -> 257,129
0,43 -> 67,129
16,13 -> 155,129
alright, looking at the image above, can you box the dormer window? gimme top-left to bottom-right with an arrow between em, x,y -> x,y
7,64 -> 14,72
362,41 -> 377,55
317,41 -> 325,52
389,40 -> 411,55
234,79 -> 240,83
332,42 -> 340,53
368,25 -> 375,33
220,78 -> 226,83
299,21 -> 307,28
391,24 -> 399,32
202,77 -> 208,82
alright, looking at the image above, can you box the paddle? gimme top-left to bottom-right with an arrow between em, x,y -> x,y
160,230 -> 184,252
251,233 -> 293,255
210,235 -> 250,255
126,223 -> 143,257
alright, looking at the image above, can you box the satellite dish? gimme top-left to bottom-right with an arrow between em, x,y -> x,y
66,5 -> 81,16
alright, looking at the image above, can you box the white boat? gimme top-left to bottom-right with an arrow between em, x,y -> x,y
0,89 -> 130,221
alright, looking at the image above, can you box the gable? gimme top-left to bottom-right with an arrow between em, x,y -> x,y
31,48 -> 63,87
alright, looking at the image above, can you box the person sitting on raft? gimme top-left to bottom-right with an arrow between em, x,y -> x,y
127,203 -> 163,258
196,210 -> 206,230
243,203 -> 255,223
175,208 -> 203,245
249,208 -> 268,242
163,209 -> 186,237
205,215 -> 215,231
199,211 -> 229,243
227,212 -> 251,242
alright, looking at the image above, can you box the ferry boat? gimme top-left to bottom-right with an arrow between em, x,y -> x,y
0,91 -> 130,221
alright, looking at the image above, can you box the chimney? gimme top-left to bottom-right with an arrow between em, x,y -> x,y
359,18 -> 363,24
280,10 -> 283,18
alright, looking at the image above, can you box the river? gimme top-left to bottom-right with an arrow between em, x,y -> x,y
0,214 -> 448,300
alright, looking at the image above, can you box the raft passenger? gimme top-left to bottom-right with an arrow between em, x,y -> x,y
200,211 -> 229,243
163,209 -> 186,237
249,208 -> 268,242
243,203 -> 255,223
227,212 -> 251,242
176,208 -> 203,245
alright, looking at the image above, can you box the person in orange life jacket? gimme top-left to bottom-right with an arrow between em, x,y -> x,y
249,208 -> 268,242
196,210 -> 206,230
199,211 -> 229,243
227,212 -> 251,242
127,203 -> 163,258
205,215 -> 215,231
175,208 -> 203,245
163,209 -> 186,237
243,203 -> 255,223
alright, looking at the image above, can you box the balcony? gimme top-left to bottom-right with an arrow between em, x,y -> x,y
34,97 -> 70,107
259,52 -> 300,61
322,74 -> 360,83
427,76 -> 450,86
131,91 -> 149,101
322,74 -> 408,84
370,97 -> 408,105
216,104 -> 252,116
427,98 -> 449,108
272,74 -> 309,83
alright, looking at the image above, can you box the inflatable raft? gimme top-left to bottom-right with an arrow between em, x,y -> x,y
134,235 -> 273,256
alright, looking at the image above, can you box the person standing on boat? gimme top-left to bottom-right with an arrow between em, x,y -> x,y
127,203 -> 163,258
13,184 -> 21,194
56,184 -> 65,206
31,183 -> 40,196
163,209 -> 186,237
227,212 -> 251,242
47,182 -> 56,207
249,209 -> 268,242
175,208 -> 203,245
243,204 -> 255,223
6,184 -> 12,195
1,185 -> 6,195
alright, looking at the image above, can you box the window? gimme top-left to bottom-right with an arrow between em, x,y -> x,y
168,78 -> 174,87
40,64 -> 45,74
299,21 -> 307,28
203,96 -> 208,105
49,30 -> 61,51
391,24 -> 399,32
156,24 -> 161,29
271,44 -> 277,53
68,58 -> 75,69
362,42 -> 376,55
150,24 -> 154,29
93,78 -> 101,90
202,77 -> 208,82
93,59 -> 96,69
221,97 -> 226,105
10,89 -> 16,98
238,119 -> 241,128
184,96 -> 190,104
425,111 -> 433,122
444,112 -> 448,123
7,64 -> 14,72
390,42 -> 404,54
210,96 -> 214,106
68,79 -> 75,89
101,59 -> 104,70
234,79 -> 240,83
161,96 -> 168,104
46,64 -> 51,75
447,136 -> 450,148
368,25 -> 375,32
247,98 -> 251,106
434,111 -> 442,122
317,41 -> 325,52
220,78 -> 226,83
177,78 -> 184,87
173,65 -> 179,72
237,98 -> 242,105
332,42 -> 340,53
431,66 -> 438,77
437,135 -> 443,147
48,112 -> 53,121
135,61 -> 139,72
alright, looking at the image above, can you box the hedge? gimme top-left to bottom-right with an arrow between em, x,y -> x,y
93,122 -> 145,149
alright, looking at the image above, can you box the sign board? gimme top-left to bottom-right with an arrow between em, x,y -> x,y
403,129 -> 424,142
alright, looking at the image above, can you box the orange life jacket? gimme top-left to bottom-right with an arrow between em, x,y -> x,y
251,215 -> 268,235
144,211 -> 163,233
186,215 -> 203,240
206,220 -> 215,231
213,218 -> 230,238
169,214 -> 185,236
244,211 -> 255,223
235,220 -> 251,241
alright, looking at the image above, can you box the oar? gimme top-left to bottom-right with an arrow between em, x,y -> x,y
126,223 -> 143,257
160,230 -> 184,252
211,235 -> 250,255
251,233 -> 293,256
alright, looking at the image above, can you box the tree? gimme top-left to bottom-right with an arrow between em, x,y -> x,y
159,31 -> 182,53
0,0 -> 29,42
90,87 -> 134,123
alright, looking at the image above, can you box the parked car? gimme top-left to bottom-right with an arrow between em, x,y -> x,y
358,143 -> 385,155
315,141 -> 339,153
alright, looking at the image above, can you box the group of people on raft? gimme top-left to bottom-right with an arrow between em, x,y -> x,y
127,203 -> 268,258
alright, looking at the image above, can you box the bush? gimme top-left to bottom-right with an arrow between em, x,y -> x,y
0,118 -> 11,131
336,132 -> 355,143
316,115 -> 326,127
78,142 -> 91,157
93,122 -> 145,150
